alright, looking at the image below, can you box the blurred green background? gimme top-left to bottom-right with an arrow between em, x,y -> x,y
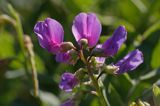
0,0 -> 160,106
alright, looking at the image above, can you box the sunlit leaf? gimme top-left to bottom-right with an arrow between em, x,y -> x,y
151,39 -> 160,68
153,84 -> 160,106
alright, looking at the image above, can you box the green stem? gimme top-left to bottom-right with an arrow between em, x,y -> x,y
7,4 -> 38,96
87,64 -> 108,106
25,36 -> 39,97
8,4 -> 25,54
7,4 -> 30,78
80,50 -> 109,106
28,46 -> 39,97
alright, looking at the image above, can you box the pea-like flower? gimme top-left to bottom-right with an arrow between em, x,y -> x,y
114,49 -> 143,74
101,25 -> 127,57
72,13 -> 102,48
34,18 -> 64,54
34,12 -> 144,106
59,73 -> 79,92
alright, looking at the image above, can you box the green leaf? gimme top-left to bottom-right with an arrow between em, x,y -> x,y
39,90 -> 60,106
151,39 -> 160,68
90,98 -> 100,106
153,84 -> 160,106
107,83 -> 125,106
99,15 -> 136,32
109,74 -> 133,102
0,29 -> 15,58
143,21 -> 160,40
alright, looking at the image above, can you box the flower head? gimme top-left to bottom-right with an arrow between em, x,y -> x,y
34,18 -> 64,54
102,25 -> 127,57
72,13 -> 102,48
59,72 -> 79,92
114,49 -> 143,74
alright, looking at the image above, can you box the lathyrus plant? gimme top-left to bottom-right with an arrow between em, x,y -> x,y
34,13 -> 143,106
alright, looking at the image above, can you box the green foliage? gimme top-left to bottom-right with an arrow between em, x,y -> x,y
153,84 -> 160,106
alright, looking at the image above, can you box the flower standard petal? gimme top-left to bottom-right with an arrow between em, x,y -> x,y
72,12 -> 102,48
115,49 -> 143,74
102,25 -> 127,57
34,18 -> 64,54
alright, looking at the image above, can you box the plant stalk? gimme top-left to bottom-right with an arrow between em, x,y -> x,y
79,50 -> 109,106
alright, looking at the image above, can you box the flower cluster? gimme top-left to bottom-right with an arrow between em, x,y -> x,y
34,12 -> 143,106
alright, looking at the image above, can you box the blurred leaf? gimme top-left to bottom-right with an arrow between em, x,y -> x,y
39,90 -> 60,106
90,98 -> 100,106
99,15 -> 135,32
0,29 -> 15,58
130,0 -> 148,13
128,82 -> 151,102
35,54 -> 45,73
74,0 -> 98,12
153,84 -> 160,106
151,39 -> 160,68
143,21 -> 160,41
139,69 -> 160,81
0,58 -> 13,71
109,74 -> 133,102
107,83 -> 124,106
99,36 -> 109,43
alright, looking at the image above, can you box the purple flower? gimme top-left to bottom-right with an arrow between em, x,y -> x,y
59,73 -> 79,92
72,12 -> 102,48
34,18 -> 64,54
61,99 -> 75,106
95,57 -> 105,64
94,45 -> 106,65
114,49 -> 143,74
101,25 -> 127,57
55,50 -> 78,65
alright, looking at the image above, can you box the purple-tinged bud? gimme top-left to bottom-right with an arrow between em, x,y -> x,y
103,65 -> 119,74
114,49 -> 143,74
59,73 -> 79,92
79,38 -> 88,48
60,42 -> 75,52
95,57 -> 105,64
101,26 -> 127,57
72,12 -> 102,48
34,18 -> 64,54
61,98 -> 75,106
55,49 -> 78,65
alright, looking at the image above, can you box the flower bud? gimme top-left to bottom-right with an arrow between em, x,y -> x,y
129,100 -> 150,106
103,65 -> 119,74
56,49 -> 78,65
79,38 -> 88,47
24,35 -> 33,49
115,49 -> 143,74
75,68 -> 86,81
59,72 -> 79,92
60,42 -> 75,52
129,102 -> 136,106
